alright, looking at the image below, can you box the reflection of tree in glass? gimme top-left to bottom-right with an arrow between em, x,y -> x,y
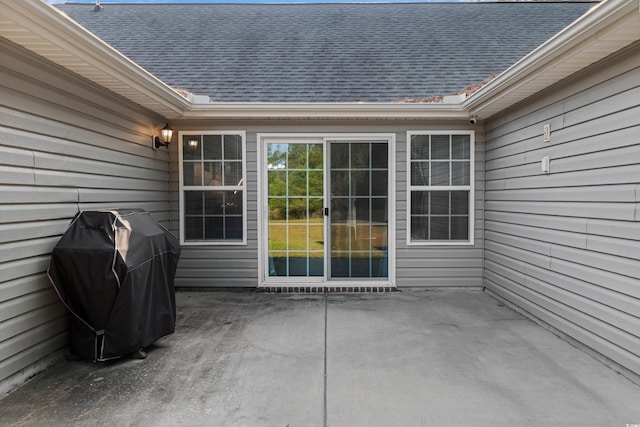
268,143 -> 324,220
308,144 -> 323,169
287,143 -> 308,168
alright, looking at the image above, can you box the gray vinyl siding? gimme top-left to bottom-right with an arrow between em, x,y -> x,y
171,120 -> 484,288
398,130 -> 485,287
0,40 -> 170,386
483,43 -> 640,376
168,124 -> 259,288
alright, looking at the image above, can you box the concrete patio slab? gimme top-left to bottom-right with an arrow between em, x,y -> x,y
0,292 -> 326,426
0,289 -> 639,427
326,291 -> 640,427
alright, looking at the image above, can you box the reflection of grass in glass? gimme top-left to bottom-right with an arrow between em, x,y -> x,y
331,225 -> 388,252
269,219 -> 324,255
268,219 -> 387,258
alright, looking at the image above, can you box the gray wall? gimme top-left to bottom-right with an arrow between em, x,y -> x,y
171,120 -> 485,288
483,43 -> 640,376
0,39 -> 171,389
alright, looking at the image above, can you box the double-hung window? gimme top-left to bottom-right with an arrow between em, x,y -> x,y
407,131 -> 474,245
179,131 -> 247,245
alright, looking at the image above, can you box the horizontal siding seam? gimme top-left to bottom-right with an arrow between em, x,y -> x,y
485,243 -> 638,298
551,240 -> 640,266
486,221 -> 587,249
486,246 -> 640,300
485,232 -> 552,257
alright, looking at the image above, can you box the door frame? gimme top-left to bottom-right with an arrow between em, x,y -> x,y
257,133 -> 396,288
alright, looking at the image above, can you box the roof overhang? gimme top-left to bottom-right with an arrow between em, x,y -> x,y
465,0 -> 640,120
0,0 -> 190,119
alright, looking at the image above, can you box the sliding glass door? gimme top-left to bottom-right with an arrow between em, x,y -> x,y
264,137 -> 390,284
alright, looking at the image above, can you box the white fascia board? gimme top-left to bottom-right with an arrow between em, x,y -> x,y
464,0 -> 640,119
184,101 -> 468,120
0,0 -> 190,118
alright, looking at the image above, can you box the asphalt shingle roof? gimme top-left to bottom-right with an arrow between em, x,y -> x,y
57,2 -> 595,103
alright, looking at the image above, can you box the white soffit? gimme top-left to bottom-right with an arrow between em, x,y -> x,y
465,0 -> 640,119
0,0 -> 189,119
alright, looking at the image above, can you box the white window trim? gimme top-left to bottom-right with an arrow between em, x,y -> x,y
257,133 -> 396,287
406,130 -> 475,246
178,130 -> 247,246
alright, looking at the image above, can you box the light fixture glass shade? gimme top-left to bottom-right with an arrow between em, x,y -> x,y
187,138 -> 199,150
160,123 -> 173,143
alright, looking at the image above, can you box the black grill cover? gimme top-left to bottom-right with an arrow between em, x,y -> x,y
48,209 -> 181,361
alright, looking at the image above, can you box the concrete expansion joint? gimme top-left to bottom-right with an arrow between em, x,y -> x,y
323,294 -> 328,427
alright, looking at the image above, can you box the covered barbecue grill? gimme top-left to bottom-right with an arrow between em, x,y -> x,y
48,209 -> 181,361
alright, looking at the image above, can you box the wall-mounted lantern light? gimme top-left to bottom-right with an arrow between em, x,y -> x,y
153,123 -> 173,149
